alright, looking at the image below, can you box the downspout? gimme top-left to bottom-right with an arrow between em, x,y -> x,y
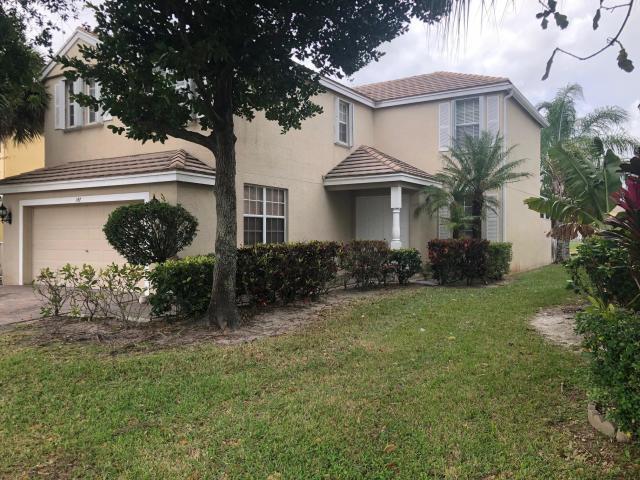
502,89 -> 514,242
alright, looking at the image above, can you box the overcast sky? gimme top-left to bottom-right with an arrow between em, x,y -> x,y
51,1 -> 639,135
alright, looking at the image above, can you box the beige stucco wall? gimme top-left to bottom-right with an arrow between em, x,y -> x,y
2,35 -> 551,284
0,138 -> 45,243
504,98 -> 553,271
0,182 -> 212,285
44,39 -> 370,248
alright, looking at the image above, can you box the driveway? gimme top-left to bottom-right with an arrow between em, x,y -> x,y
0,286 -> 42,326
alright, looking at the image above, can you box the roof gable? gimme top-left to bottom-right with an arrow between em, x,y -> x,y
41,28 -> 98,79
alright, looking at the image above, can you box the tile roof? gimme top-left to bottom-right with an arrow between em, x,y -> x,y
353,71 -> 509,102
0,150 -> 214,186
325,145 -> 435,181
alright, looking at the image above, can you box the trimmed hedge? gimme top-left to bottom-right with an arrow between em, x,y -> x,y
390,248 -> 422,285
149,242 -> 339,317
148,255 -> 215,318
486,242 -> 512,281
428,239 -> 489,285
565,237 -> 639,310
338,240 -> 393,288
237,242 -> 340,306
576,305 -> 640,437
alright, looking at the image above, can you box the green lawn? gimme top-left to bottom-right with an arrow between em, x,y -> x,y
1,266 -> 638,478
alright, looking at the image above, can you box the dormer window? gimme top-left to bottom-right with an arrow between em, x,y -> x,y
335,98 -> 353,147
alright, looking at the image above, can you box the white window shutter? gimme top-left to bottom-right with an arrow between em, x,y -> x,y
438,206 -> 451,239
438,102 -> 451,151
97,82 -> 113,121
334,97 -> 340,143
72,78 -> 84,127
348,102 -> 354,147
54,81 -> 65,130
479,95 -> 486,132
487,95 -> 500,136
484,196 -> 499,242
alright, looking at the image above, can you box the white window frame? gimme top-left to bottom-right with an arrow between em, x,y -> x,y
453,96 -> 481,142
335,98 -> 354,147
243,184 -> 288,245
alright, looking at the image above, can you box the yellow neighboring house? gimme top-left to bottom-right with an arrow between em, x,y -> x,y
0,139 -> 45,243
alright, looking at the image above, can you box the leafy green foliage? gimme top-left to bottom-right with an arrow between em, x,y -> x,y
604,175 -> 640,295
486,242 -> 512,281
148,255 -> 215,319
338,240 -> 393,288
103,198 -> 198,265
60,0 -> 467,328
418,132 -> 527,239
389,248 -> 422,285
0,11 -> 48,144
564,237 -> 639,311
576,305 -> 640,437
427,238 -> 489,285
237,242 -> 340,306
33,263 -> 146,322
149,242 -> 340,318
525,140 -> 623,240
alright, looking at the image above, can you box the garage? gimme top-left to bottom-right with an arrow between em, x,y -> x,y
30,201 -> 134,279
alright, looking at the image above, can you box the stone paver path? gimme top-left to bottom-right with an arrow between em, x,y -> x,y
0,286 -> 42,326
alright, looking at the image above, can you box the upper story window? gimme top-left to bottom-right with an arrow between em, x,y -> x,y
243,184 -> 287,245
335,98 -> 353,147
454,97 -> 480,141
54,78 -> 109,131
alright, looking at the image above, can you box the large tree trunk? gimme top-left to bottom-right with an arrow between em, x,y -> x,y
205,74 -> 240,329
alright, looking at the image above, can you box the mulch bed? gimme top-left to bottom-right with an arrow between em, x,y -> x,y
6,285 -> 421,354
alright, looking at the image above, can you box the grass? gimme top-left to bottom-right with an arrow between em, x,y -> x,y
0,265 -> 638,478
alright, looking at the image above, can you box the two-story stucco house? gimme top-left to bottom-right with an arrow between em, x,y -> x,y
0,29 -> 552,286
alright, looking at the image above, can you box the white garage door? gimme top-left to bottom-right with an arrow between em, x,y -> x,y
31,201 -> 132,279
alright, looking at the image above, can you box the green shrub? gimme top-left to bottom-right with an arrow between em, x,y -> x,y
564,237 -> 639,310
33,263 -> 145,322
576,305 -> 640,437
390,248 -> 422,285
148,255 -> 215,318
427,239 -> 489,285
338,240 -> 392,288
103,197 -> 198,265
237,241 -> 339,306
149,242 -> 340,317
486,242 -> 512,281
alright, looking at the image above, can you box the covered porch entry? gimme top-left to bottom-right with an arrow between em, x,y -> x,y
324,146 -> 439,249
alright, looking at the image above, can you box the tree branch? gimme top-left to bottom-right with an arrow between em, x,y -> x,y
541,0 -> 634,79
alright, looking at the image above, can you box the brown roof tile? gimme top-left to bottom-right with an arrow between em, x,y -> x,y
326,146 -> 435,181
0,150 -> 214,186
354,71 -> 509,102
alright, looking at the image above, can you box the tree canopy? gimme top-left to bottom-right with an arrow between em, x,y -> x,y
61,0 -> 469,328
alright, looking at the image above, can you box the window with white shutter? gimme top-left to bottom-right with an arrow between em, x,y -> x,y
438,102 -> 451,151
72,78 -> 84,127
335,98 -> 353,146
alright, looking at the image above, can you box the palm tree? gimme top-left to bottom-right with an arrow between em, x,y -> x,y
525,139 -> 622,240
536,83 -> 638,261
417,132 -> 530,239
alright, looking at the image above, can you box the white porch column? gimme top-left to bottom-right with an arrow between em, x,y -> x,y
390,186 -> 402,249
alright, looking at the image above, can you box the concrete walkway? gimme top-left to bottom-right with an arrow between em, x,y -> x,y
0,286 -> 42,325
